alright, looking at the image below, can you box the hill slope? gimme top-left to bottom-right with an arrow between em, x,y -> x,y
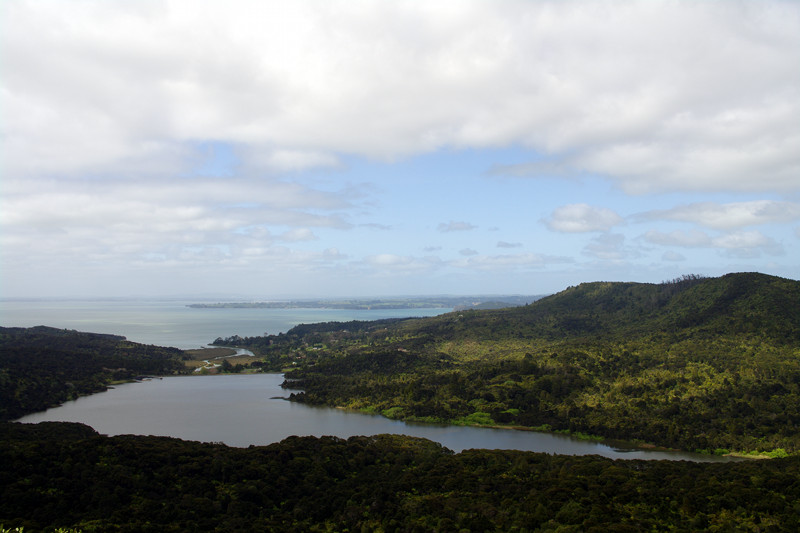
233,273 -> 800,453
407,272 -> 799,343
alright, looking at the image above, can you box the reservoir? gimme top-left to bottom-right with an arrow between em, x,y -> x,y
18,373 -> 732,461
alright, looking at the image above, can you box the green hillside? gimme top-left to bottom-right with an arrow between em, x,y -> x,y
233,273 -> 800,454
407,272 -> 799,342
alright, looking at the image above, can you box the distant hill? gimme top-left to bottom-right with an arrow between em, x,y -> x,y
231,273 -> 800,453
408,272 -> 799,343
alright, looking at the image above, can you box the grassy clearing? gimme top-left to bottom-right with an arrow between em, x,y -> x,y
184,348 -> 237,360
219,355 -> 257,366
184,352 -> 259,371
184,347 -> 258,371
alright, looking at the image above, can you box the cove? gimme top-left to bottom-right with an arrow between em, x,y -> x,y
18,373 -> 733,462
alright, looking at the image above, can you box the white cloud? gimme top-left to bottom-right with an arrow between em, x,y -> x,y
582,233 -> 632,261
713,231 -> 783,256
280,228 -> 317,242
0,176 -> 353,273
544,204 -> 623,233
361,223 -> 392,231
489,160 -> 576,180
3,0 -> 797,193
321,248 -> 346,260
361,250 -> 573,277
450,252 -> 572,271
366,254 -> 415,267
438,221 -> 477,232
643,230 -> 712,248
497,241 -> 522,248
363,254 -> 441,275
459,248 -> 479,256
643,229 -> 783,257
242,148 -> 341,173
638,201 -> 800,230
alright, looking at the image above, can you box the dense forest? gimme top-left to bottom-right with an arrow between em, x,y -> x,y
2,421 -> 800,532
224,273 -> 800,454
0,326 -> 188,420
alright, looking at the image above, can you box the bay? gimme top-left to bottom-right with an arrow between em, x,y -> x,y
0,299 -> 450,349
17,374 -> 730,461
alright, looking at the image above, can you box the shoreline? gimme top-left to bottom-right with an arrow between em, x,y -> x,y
318,402 -> 742,461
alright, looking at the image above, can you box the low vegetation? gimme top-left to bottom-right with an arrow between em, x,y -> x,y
183,347 -> 239,371
183,347 -> 237,360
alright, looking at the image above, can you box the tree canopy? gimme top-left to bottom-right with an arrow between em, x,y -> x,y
2,422 -> 799,531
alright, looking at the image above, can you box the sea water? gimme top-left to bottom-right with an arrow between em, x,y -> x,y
0,298 -> 450,349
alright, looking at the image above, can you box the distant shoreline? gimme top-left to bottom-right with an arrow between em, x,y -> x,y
187,295 -> 545,311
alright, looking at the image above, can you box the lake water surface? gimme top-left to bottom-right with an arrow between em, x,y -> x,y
18,374 -> 731,461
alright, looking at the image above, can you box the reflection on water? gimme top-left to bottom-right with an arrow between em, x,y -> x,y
18,374 -> 734,462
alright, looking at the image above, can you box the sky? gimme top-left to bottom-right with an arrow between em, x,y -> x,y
1,0 -> 799,299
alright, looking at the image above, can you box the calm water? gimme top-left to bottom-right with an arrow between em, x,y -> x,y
17,374 -> 729,461
0,299 -> 450,349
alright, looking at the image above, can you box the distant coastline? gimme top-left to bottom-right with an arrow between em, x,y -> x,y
187,295 -> 546,311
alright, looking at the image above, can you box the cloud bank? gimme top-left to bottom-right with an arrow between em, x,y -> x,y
544,204 -> 623,233
637,201 -> 800,230
3,0 -> 798,192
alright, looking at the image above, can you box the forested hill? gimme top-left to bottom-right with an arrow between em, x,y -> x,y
228,272 -> 800,454
405,272 -> 800,343
0,326 -> 188,420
